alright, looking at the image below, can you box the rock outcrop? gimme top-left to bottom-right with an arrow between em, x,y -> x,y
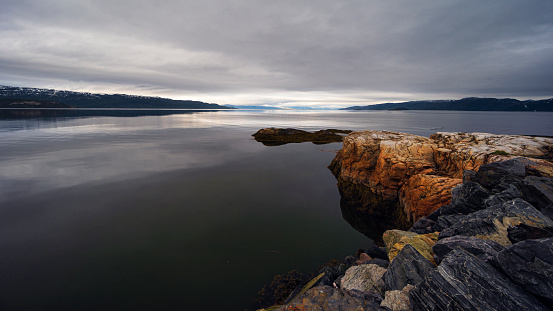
329,130 -> 553,224
253,128 -> 351,146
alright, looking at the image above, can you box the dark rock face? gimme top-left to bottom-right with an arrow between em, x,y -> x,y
426,182 -> 489,221
432,235 -> 504,264
383,245 -> 435,291
471,158 -> 531,190
365,245 -> 389,261
507,223 -> 553,244
252,128 -> 351,146
521,176 -> 553,212
276,285 -> 387,311
484,183 -> 523,208
438,198 -> 553,246
409,248 -> 550,311
409,217 -> 436,234
493,237 -> 553,305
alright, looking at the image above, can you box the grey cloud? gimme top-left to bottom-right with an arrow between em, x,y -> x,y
1,0 -> 552,106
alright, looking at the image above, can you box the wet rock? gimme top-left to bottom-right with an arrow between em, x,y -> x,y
275,285 -> 387,311
383,245 -> 435,291
380,284 -> 413,311
432,235 -> 504,264
439,198 -> 553,246
409,248 -> 550,311
252,128 -> 351,146
507,223 -> 553,244
341,264 -> 387,296
493,237 -> 553,304
387,232 -> 438,265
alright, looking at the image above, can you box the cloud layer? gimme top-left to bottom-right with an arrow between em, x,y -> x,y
1,0 -> 552,107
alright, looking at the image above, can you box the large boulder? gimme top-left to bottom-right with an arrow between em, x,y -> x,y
432,235 -> 504,264
383,245 -> 435,291
493,237 -> 553,305
275,285 -> 387,311
409,248 -> 550,311
439,198 -> 553,246
341,264 -> 387,296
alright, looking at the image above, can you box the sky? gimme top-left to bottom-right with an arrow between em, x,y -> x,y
1,0 -> 552,108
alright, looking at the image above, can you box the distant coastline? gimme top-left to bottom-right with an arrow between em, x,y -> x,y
343,97 -> 553,111
0,86 -> 232,109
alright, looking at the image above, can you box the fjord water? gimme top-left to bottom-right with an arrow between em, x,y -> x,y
0,109 -> 551,310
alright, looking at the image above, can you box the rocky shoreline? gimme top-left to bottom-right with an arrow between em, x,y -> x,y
252,129 -> 553,311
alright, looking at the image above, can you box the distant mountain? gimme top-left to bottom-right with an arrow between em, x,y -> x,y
343,97 -> 553,111
0,86 -> 231,109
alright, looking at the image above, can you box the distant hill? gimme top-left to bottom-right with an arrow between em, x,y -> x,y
0,86 -> 231,109
343,97 -> 553,111
0,98 -> 73,108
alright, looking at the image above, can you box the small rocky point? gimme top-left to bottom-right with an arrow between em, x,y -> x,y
253,128 -> 352,146
255,130 -> 553,311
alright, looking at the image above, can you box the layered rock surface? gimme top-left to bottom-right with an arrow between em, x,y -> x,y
330,130 -> 553,223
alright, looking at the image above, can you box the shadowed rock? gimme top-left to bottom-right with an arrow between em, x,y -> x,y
409,248 -> 550,311
507,223 -> 553,243
432,235 -> 505,264
253,128 -> 351,146
274,285 -> 387,311
493,237 -> 553,304
383,245 -> 435,291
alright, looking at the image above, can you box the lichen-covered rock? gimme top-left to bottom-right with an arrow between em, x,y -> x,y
383,230 -> 417,252
439,198 -> 553,246
341,264 -> 387,296
409,248 -> 550,311
383,245 -> 435,291
380,284 -> 413,311
387,232 -> 438,265
432,235 -> 504,264
275,285 -> 387,311
493,237 -> 553,304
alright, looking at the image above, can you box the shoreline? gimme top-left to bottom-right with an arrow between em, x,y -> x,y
250,129 -> 553,311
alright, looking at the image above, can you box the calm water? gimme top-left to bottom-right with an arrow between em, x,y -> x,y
0,109 -> 551,310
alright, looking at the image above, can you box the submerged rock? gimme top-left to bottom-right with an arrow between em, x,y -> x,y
253,128 -> 351,146
383,245 -> 434,291
493,237 -> 553,304
409,248 -> 550,311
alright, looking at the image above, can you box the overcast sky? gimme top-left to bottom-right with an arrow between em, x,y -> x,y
1,0 -> 552,108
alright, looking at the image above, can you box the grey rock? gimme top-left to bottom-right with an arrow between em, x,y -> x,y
383,244 -> 435,291
472,157 -> 533,190
409,248 -> 549,311
433,213 -> 466,232
409,217 -> 436,234
521,176 -> 553,211
439,198 -> 553,246
484,183 -> 522,207
341,264 -> 387,296
432,235 -> 504,264
494,237 -> 553,304
462,169 -> 477,183
366,245 -> 389,261
380,284 -> 413,311
427,182 -> 490,221
366,258 -> 390,269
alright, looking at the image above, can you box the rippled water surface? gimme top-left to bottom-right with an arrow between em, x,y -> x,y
0,109 -> 551,310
